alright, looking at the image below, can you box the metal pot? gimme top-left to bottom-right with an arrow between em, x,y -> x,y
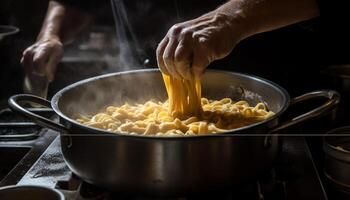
0,185 -> 64,200
8,69 -> 339,196
323,65 -> 350,93
324,126 -> 350,198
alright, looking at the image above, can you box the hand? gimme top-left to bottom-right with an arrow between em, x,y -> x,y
156,11 -> 245,79
21,36 -> 63,81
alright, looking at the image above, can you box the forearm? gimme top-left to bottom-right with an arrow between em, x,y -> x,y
37,0 -> 91,44
216,0 -> 320,39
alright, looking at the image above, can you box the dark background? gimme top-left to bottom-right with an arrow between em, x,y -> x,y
0,0 -> 341,104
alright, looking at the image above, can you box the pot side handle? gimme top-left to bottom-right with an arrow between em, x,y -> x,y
8,94 -> 69,133
269,90 -> 340,133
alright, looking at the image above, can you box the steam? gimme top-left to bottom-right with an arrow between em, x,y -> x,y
60,0 -> 191,119
109,0 -> 143,72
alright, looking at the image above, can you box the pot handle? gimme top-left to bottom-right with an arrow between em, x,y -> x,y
269,90 -> 340,133
8,94 -> 69,133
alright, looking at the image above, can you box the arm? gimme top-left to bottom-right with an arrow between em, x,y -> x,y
21,0 -> 91,81
217,0 -> 319,36
156,0 -> 319,79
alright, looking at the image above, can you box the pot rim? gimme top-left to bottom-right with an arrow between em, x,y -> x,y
324,126 -> 350,156
324,126 -> 350,163
51,69 -> 290,139
324,65 -> 350,79
0,185 -> 65,200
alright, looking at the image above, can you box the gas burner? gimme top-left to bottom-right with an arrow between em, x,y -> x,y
0,108 -> 57,187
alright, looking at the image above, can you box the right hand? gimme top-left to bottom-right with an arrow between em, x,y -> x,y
21,36 -> 63,81
156,11 -> 246,80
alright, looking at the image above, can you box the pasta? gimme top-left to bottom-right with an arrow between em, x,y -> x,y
76,73 -> 274,136
162,73 -> 202,119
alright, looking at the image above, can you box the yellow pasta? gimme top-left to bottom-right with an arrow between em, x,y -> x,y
162,74 -> 202,119
76,73 -> 274,136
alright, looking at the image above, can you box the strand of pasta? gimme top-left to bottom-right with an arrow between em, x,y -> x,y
162,73 -> 202,119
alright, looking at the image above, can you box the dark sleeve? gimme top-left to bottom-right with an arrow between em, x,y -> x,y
317,0 -> 350,64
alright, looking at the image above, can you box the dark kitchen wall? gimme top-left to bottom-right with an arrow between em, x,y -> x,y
0,0 -> 113,104
0,0 -> 49,104
1,0 -> 325,103
120,0 -> 324,97
219,20 -> 323,96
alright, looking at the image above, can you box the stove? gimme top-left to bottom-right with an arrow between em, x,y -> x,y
0,107 -> 57,187
0,107 -> 329,200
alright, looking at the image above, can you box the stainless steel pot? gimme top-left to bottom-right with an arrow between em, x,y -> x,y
8,69 -> 339,196
0,185 -> 64,200
323,65 -> 350,93
324,126 -> 350,197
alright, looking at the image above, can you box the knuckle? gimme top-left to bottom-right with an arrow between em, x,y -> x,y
54,41 -> 63,49
171,24 -> 181,32
196,37 -> 210,51
196,35 -> 209,44
169,24 -> 182,37
22,50 -> 29,57
23,47 -> 33,55
180,28 -> 192,38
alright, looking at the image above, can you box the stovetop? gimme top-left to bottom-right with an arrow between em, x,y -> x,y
0,107 -> 328,200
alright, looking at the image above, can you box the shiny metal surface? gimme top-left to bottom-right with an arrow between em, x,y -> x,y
17,136 -> 328,200
8,69 -> 339,195
24,74 -> 49,100
0,185 -> 64,200
270,90 -> 340,133
324,126 -> 350,194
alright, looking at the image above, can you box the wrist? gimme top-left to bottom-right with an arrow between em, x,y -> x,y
36,33 -> 61,43
214,0 -> 256,41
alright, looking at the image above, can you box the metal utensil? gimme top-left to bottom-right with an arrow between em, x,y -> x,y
23,55 -> 55,100
23,74 -> 49,99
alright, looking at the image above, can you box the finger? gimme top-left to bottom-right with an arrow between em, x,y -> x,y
163,37 -> 181,79
156,37 -> 170,75
192,52 -> 209,77
21,48 -> 35,74
32,47 -> 52,76
174,41 -> 192,80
